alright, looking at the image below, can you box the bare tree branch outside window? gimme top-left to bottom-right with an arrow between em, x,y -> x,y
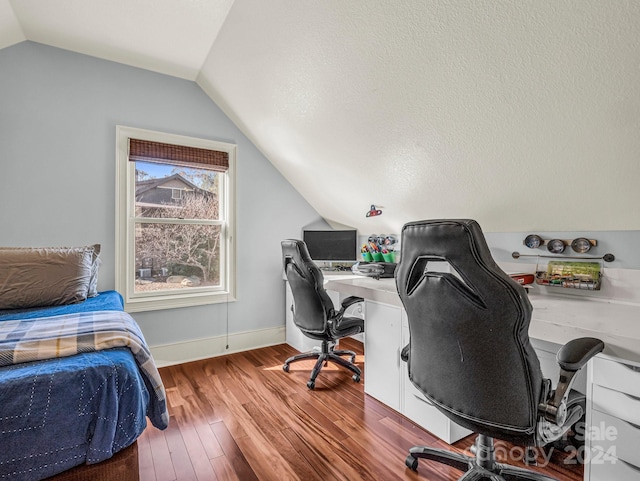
134,163 -> 221,292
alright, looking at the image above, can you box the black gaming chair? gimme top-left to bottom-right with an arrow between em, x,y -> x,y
396,219 -> 604,480
281,239 -> 364,390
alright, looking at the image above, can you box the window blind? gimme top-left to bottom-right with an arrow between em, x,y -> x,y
129,138 -> 229,172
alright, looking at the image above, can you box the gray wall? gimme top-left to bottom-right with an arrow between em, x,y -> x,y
0,41 -> 324,346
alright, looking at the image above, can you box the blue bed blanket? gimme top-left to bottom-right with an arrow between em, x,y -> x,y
0,292 -> 169,481
0,289 -> 125,320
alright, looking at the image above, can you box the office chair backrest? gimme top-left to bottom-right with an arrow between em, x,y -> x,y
396,219 -> 543,444
282,239 -> 334,336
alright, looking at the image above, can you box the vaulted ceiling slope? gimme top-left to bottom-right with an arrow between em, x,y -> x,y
3,0 -> 640,233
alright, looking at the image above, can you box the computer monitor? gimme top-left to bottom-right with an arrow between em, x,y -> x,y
302,230 -> 358,262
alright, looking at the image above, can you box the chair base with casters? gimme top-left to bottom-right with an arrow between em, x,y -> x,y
405,434 -> 559,481
283,339 -> 361,390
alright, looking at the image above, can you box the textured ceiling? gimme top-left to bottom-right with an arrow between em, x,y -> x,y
3,0 -> 640,233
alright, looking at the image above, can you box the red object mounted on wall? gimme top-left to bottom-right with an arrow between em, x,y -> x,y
366,205 -> 382,217
509,273 -> 535,285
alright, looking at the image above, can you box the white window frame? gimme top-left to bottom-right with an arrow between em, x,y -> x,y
115,125 -> 236,312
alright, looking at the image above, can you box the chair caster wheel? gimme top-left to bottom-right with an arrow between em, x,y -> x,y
352,374 -> 361,383
282,364 -> 289,372
405,454 -> 418,471
306,380 -> 315,390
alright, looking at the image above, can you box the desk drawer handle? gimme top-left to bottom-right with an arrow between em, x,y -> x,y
627,419 -> 640,431
619,459 -> 640,474
624,363 -> 640,373
611,414 -> 640,432
623,391 -> 640,403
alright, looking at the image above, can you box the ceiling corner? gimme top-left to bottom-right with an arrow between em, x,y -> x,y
0,0 -> 26,50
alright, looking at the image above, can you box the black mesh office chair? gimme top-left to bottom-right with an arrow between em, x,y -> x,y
281,239 -> 364,390
396,219 -> 604,480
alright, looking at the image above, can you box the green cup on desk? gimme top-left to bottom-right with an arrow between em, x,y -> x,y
382,252 -> 395,263
362,252 -> 374,261
371,252 -> 384,262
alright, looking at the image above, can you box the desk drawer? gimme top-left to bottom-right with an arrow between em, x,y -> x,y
589,452 -> 640,481
404,389 -> 451,442
592,357 -> 640,398
590,410 -> 640,467
403,382 -> 471,444
591,384 -> 640,427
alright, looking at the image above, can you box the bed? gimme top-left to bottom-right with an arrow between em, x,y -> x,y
0,246 -> 169,481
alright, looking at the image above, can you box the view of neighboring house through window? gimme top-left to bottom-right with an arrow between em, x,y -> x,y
171,187 -> 183,200
116,126 -> 236,312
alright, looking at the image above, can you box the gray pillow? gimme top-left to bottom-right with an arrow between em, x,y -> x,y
0,246 -> 96,309
0,244 -> 101,297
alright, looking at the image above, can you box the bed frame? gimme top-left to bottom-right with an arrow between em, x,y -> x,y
44,442 -> 139,481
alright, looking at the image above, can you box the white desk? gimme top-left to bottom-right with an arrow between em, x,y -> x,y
324,276 -> 640,362
321,276 -> 640,481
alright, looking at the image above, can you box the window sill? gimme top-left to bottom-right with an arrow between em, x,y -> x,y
124,290 -> 236,312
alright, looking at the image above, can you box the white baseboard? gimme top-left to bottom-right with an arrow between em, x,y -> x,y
150,326 -> 285,367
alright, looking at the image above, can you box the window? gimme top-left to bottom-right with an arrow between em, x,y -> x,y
116,126 -> 236,312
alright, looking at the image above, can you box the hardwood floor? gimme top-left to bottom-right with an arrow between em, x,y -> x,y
138,339 -> 583,481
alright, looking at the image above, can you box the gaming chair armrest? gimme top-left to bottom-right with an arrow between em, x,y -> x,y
556,337 -> 605,372
331,296 -> 364,329
340,296 -> 364,312
539,337 -> 604,427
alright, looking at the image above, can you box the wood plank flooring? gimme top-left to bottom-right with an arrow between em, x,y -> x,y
138,339 -> 583,481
